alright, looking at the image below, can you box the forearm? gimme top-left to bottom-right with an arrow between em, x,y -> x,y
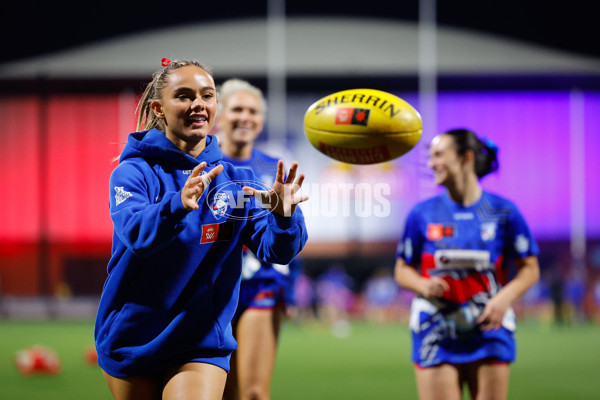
247,212 -> 308,265
113,191 -> 189,257
394,258 -> 427,296
494,256 -> 540,305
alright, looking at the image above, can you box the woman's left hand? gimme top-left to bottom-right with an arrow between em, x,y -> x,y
243,160 -> 309,217
477,256 -> 540,331
477,295 -> 510,331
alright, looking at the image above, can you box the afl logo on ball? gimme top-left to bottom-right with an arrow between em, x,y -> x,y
335,107 -> 370,126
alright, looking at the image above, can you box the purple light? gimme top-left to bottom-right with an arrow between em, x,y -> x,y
432,91 -> 599,240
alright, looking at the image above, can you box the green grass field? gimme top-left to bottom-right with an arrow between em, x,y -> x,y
0,319 -> 598,399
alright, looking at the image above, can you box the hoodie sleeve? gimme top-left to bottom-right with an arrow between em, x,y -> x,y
109,161 -> 190,258
243,204 -> 308,266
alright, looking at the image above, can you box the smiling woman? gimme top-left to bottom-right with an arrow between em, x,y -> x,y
394,128 -> 540,400
94,59 -> 309,400
136,60 -> 217,158
215,78 -> 306,400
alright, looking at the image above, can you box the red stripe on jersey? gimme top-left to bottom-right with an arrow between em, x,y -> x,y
441,273 -> 490,304
421,253 -> 435,278
495,254 -> 507,286
420,252 -> 494,304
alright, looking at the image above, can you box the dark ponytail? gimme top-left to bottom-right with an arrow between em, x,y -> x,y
444,129 -> 499,178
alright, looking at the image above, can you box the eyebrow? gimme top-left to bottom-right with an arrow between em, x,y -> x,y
173,86 -> 216,92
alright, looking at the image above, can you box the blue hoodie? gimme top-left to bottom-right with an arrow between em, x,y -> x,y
94,129 -> 307,377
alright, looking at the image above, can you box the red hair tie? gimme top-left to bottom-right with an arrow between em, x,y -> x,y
161,58 -> 171,67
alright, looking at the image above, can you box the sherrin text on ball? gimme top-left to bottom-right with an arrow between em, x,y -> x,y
304,88 -> 422,164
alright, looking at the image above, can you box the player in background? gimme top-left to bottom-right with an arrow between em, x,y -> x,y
394,129 -> 540,400
216,79 -> 304,400
95,61 -> 308,400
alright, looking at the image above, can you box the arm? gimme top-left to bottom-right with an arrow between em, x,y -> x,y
394,257 -> 449,298
244,207 -> 308,266
477,255 -> 540,330
394,208 -> 450,298
477,201 -> 541,330
111,162 -> 222,257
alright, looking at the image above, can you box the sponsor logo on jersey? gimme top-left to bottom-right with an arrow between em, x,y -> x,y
426,224 -> 455,240
453,212 -> 474,220
434,249 -> 492,270
335,107 -> 370,126
200,221 -> 234,244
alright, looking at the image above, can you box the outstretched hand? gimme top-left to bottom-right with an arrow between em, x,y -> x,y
243,160 -> 309,217
181,162 -> 224,211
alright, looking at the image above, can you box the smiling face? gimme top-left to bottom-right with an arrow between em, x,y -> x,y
151,65 -> 218,153
427,134 -> 466,187
217,91 -> 265,147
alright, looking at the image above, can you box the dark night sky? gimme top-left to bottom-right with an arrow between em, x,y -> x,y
2,0 -> 598,64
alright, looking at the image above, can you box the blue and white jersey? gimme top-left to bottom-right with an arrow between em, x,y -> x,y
396,191 -> 538,367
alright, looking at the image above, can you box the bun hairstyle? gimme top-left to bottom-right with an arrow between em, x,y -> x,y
443,128 -> 499,178
136,59 -> 213,132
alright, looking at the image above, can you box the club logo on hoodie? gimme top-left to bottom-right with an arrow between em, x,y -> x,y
114,186 -> 132,206
211,192 -> 230,219
206,180 -> 276,221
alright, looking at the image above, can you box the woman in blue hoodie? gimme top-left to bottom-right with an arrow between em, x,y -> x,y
94,59 -> 308,400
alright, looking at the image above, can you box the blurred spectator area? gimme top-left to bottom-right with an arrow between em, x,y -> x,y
1,17 -> 599,320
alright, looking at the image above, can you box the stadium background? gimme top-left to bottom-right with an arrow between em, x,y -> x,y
0,1 -> 599,398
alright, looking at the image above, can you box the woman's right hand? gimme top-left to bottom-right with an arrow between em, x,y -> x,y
395,259 -> 449,299
419,276 -> 450,298
181,162 -> 224,211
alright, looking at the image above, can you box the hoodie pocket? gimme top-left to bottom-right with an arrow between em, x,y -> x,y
214,319 -> 225,348
106,303 -> 170,351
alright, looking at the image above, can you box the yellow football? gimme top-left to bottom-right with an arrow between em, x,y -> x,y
303,88 -> 422,164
